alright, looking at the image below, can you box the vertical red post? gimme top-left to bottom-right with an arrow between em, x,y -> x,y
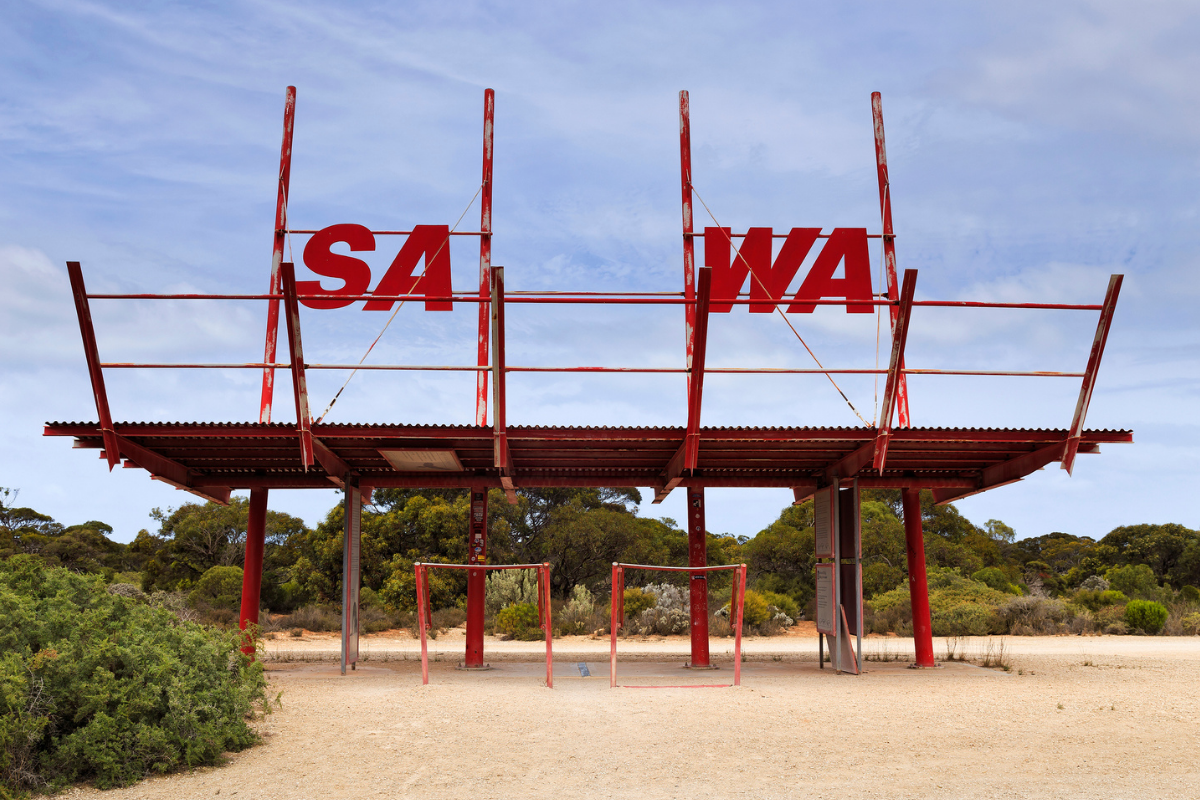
679,90 -> 696,399
463,487 -> 489,668
733,564 -> 746,685
541,563 -> 553,688
476,89 -> 495,427
871,92 -> 910,428
610,564 -> 623,688
901,488 -> 935,667
686,488 -> 711,668
239,487 -> 270,654
416,564 -> 430,684
259,86 -> 296,424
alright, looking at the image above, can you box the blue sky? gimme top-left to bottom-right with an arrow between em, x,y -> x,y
2,0 -> 1197,542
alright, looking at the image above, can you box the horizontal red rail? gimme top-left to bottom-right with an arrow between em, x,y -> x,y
413,562 -> 546,570
83,292 -> 1103,310
97,362 -> 1085,377
613,562 -> 745,572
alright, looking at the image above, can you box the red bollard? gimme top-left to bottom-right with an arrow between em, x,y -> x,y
238,487 -> 269,655
902,488 -> 936,668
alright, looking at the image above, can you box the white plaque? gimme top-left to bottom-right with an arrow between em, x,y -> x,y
815,563 -> 835,635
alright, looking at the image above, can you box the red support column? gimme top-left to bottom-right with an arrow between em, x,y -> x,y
463,487 -> 489,669
259,86 -> 296,424
901,488 -> 936,667
239,487 -> 270,654
685,488 -> 711,668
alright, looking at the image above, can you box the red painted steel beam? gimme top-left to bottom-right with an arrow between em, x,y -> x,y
239,487 -> 269,653
1062,274 -> 1123,475
66,262 -> 119,471
684,267 -> 713,472
679,90 -> 697,401
490,266 -> 516,503
312,437 -> 351,487
686,487 -> 711,668
873,269 -> 918,473
116,434 -> 231,504
476,89 -> 494,428
258,86 -> 296,425
280,262 -> 314,469
901,488 -> 935,667
931,440 -> 1069,505
825,440 -> 875,483
872,92 -> 911,428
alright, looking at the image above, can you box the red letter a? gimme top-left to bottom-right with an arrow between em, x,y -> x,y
788,228 -> 873,313
363,225 -> 453,311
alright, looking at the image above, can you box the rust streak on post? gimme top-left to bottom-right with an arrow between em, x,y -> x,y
476,89 -> 494,427
259,86 -> 296,424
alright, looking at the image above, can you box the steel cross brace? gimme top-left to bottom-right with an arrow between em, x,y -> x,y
873,269 -> 918,473
490,266 -> 517,503
654,266 -> 712,504
280,262 -> 314,469
1062,274 -> 1122,475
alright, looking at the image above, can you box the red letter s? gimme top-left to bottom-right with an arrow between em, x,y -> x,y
298,224 -> 374,309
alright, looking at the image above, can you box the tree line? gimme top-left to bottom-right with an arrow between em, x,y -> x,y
2,485 -> 1198,628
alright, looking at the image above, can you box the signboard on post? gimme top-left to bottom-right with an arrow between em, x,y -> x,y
814,486 -> 835,559
341,484 -> 362,674
814,562 -> 836,635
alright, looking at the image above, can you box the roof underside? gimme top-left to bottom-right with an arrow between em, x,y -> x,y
44,421 -> 1132,506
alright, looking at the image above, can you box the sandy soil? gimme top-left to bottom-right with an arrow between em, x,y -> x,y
62,632 -> 1200,800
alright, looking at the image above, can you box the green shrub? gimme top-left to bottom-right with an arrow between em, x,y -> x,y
277,604 -> 341,632
558,585 -> 597,635
1124,599 -> 1168,634
932,603 -> 995,636
1105,564 -> 1159,600
1073,588 -> 1127,612
741,590 -> 770,627
1181,612 -> 1200,635
0,556 -> 266,793
1180,586 -> 1200,605
187,565 -> 244,611
485,570 -> 540,617
495,603 -> 541,640
972,567 -> 1021,595
862,563 -> 905,599
622,587 -> 657,619
759,590 -> 799,622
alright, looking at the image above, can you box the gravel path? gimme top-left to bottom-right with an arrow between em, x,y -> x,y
63,633 -> 1200,799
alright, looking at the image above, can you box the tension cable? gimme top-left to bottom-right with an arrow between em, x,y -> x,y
688,180 -> 872,427
313,183 -> 484,424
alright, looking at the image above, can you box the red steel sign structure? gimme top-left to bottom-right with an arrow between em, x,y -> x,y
48,87 -> 1129,676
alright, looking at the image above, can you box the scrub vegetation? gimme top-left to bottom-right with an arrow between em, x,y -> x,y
2,485 -> 1198,642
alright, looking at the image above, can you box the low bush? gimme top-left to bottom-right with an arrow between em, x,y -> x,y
741,590 -> 770,627
1181,612 -> 1200,635
759,590 -> 799,623
994,596 -> 1073,635
485,570 -> 540,617
187,565 -> 243,611
277,604 -> 341,632
557,585 -> 598,635
629,584 -> 689,636
971,567 -> 1021,596
622,587 -> 657,619
1180,585 -> 1200,606
431,607 -> 466,631
1124,599 -> 1168,634
0,556 -> 267,794
495,603 -> 542,640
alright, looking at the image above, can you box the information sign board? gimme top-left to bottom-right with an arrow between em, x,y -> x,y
815,562 -> 836,635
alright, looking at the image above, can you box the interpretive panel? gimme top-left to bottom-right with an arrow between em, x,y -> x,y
814,487 -> 835,559
815,562 -> 836,635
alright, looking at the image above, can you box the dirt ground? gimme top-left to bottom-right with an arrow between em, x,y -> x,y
63,631 -> 1199,800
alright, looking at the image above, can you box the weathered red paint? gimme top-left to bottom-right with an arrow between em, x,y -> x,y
871,91 -> 911,427
686,488 -> 711,668
464,487 -> 488,668
477,89 -> 495,427
901,488 -> 935,667
1063,274 -> 1123,474
279,262 -> 314,468
259,86 -> 296,425
239,487 -> 269,655
66,262 -> 119,470
873,269 -> 918,472
679,91 -> 697,404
